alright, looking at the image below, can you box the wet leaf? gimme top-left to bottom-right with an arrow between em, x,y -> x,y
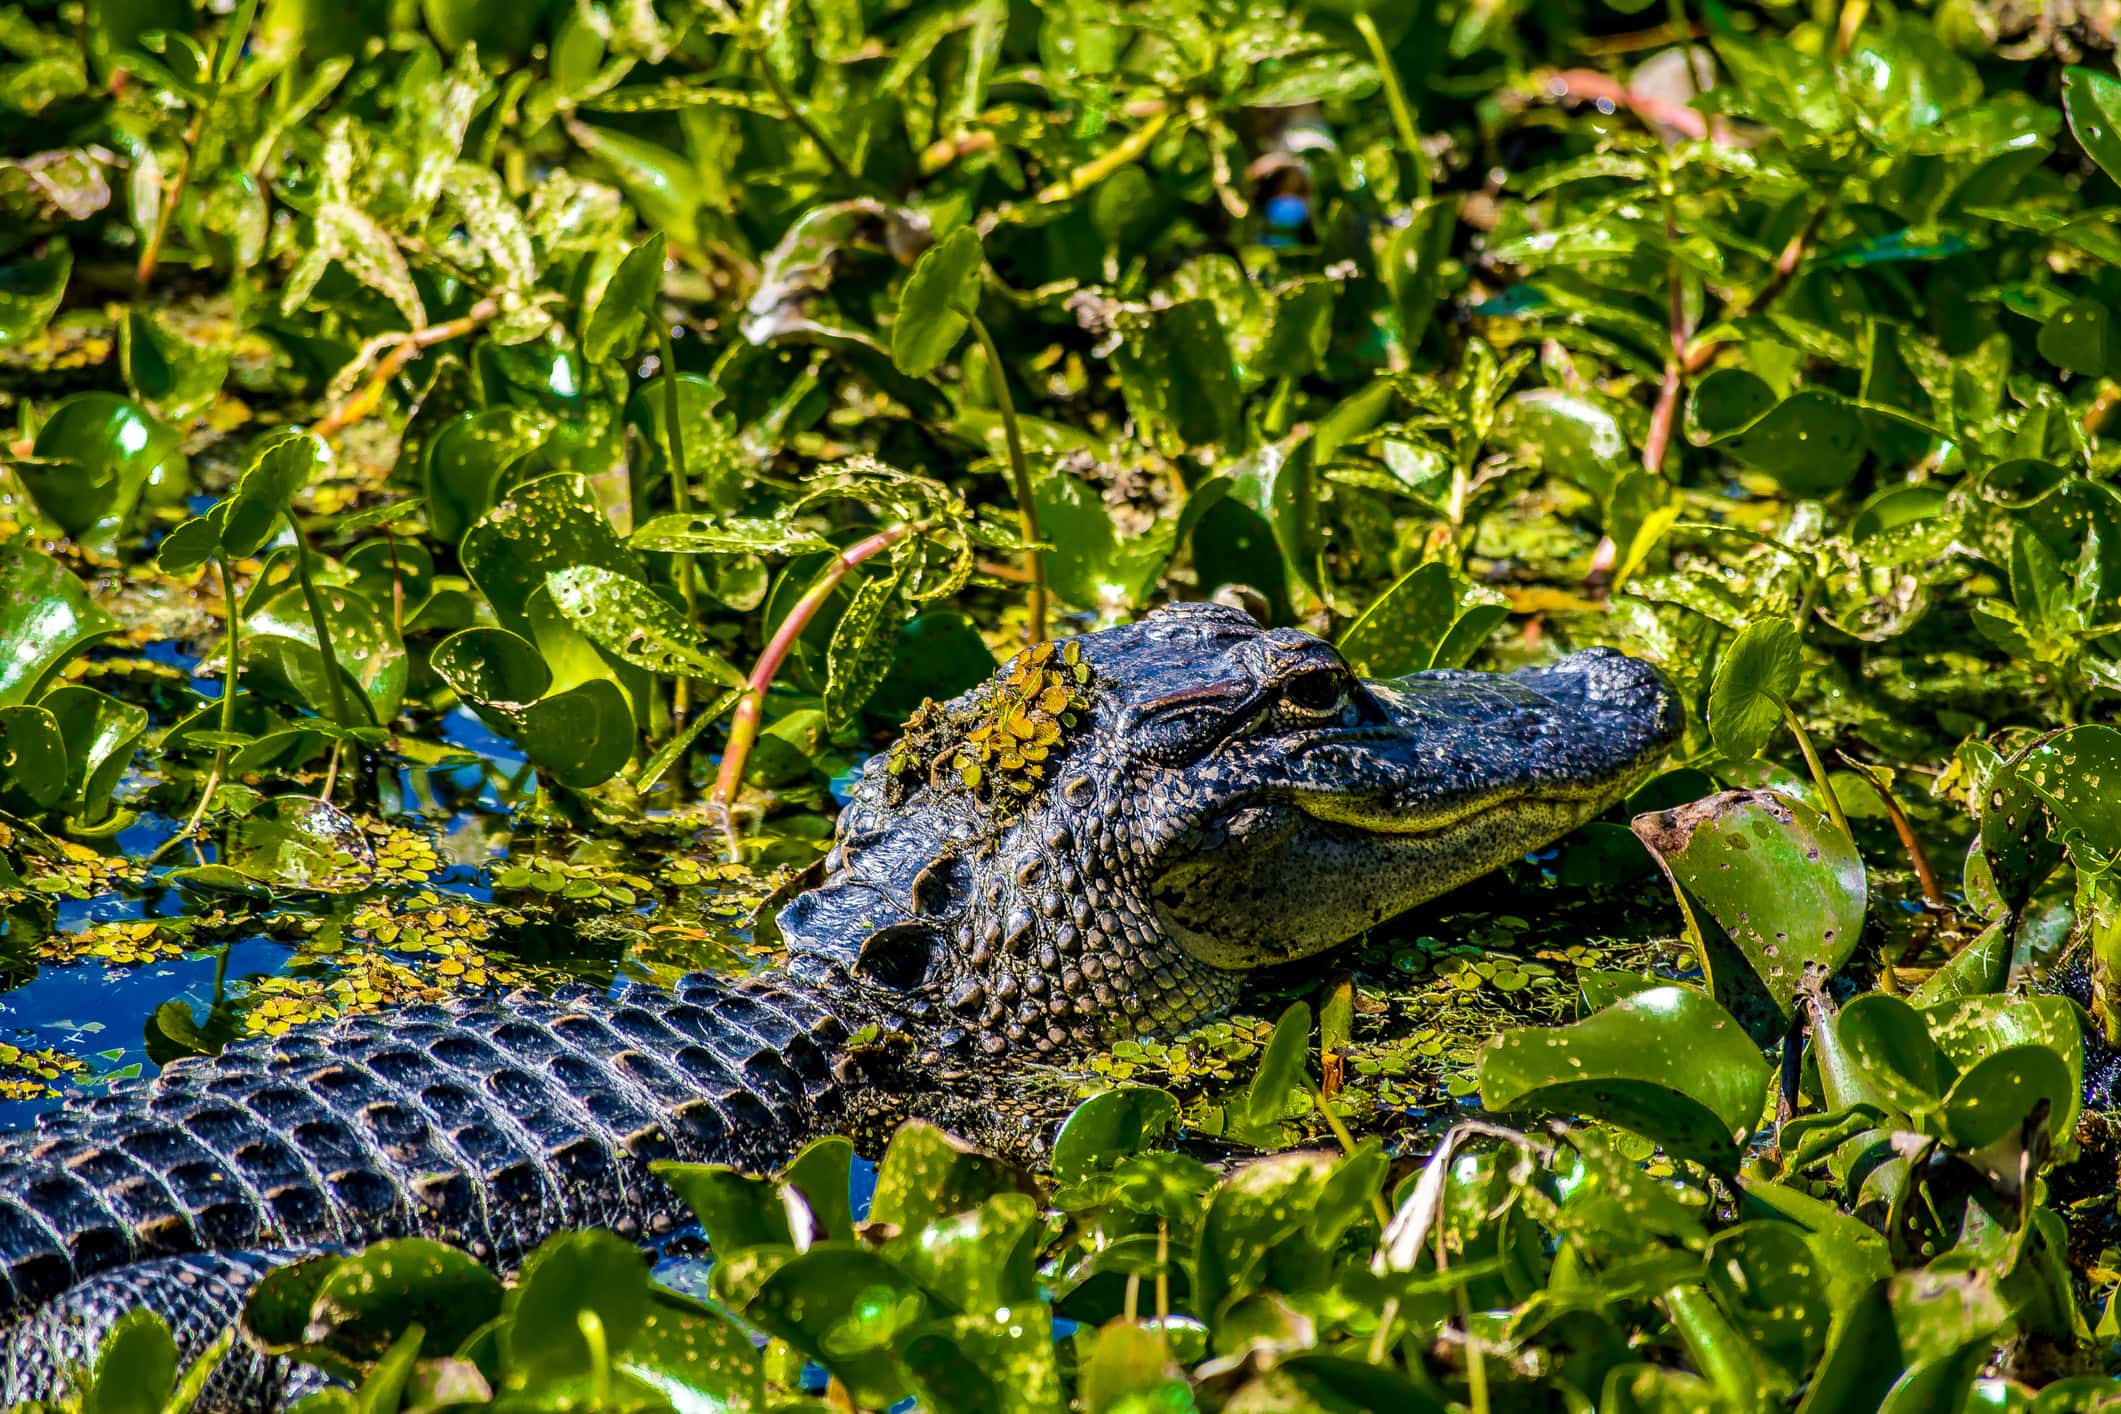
1051,1088 -> 1180,1185
1478,985 -> 1772,1172
0,703 -> 67,813
462,472 -> 641,639
1337,561 -> 1507,677
2065,66 -> 2121,190
242,582 -> 406,724
15,393 -> 186,550
432,627 -> 635,788
546,564 -> 744,686
42,685 -> 145,823
1687,371 -> 1865,496
506,1230 -> 652,1377
307,1239 -> 504,1363
892,225 -> 983,378
1708,618 -> 1803,761
1633,790 -> 1865,1021
0,243 -> 68,345
0,538 -> 118,707
824,564 -> 910,725
222,795 -> 377,893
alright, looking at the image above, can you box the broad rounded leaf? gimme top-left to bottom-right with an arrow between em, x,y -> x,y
0,538 -> 118,706
0,244 -> 70,346
891,226 -> 984,378
1478,985 -> 1772,1172
1051,1088 -> 1180,1185
432,627 -> 635,789
2015,725 -> 2121,873
1708,618 -> 1804,761
0,704 -> 68,813
43,684 -> 145,823
2065,66 -> 2121,190
19,392 -> 185,548
2037,297 -> 2117,378
1632,789 -> 1865,1020
506,1230 -> 652,1376
308,1239 -> 503,1362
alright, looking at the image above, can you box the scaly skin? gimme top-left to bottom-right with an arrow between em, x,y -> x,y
0,603 -> 1681,1406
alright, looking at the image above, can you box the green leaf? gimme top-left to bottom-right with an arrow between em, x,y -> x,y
584,231 -> 667,363
15,393 -> 186,551
2037,297 -> 2117,378
423,408 -> 551,549
307,1239 -> 504,1363
1478,985 -> 1772,1173
824,565 -> 909,726
0,243 -> 69,346
1051,1088 -> 1180,1185
1337,561 -> 1507,677
0,703 -> 68,814
628,514 -> 835,556
462,472 -> 642,639
1111,300 -> 1242,455
221,795 -> 377,893
2016,725 -> 2121,872
242,582 -> 406,724
120,304 -> 227,421
869,1121 -> 1036,1234
1707,618 -> 1804,760
1633,789 -> 1866,1025
545,564 -> 744,686
892,225 -> 985,378
1687,371 -> 1865,497
81,1307 -> 176,1414
42,685 -> 145,823
432,627 -> 635,788
617,1289 -> 766,1408
506,1230 -> 652,1377
0,538 -> 119,706
1238,1000 -> 1312,1142
2065,66 -> 2121,189
224,429 -> 327,557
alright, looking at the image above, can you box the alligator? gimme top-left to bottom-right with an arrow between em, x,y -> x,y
0,602 -> 1681,1407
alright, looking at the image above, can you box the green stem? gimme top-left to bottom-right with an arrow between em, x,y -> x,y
149,556 -> 244,866
965,313 -> 1047,645
285,510 -> 353,731
712,521 -> 923,855
752,50 -> 857,185
1780,699 -> 1852,842
1353,11 -> 1430,200
135,0 -> 263,289
656,317 -> 699,730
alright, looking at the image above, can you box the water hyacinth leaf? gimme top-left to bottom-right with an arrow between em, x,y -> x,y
1709,618 -> 1804,761
305,1239 -> 503,1363
42,685 -> 145,823
868,1120 -> 1037,1234
222,430 -> 327,557
2016,725 -> 2121,872
732,1244 -> 924,1407
1193,1149 -> 1338,1320
892,225 -> 984,378
1383,197 -> 1455,357
17,392 -> 186,549
0,538 -> 118,706
1687,370 -> 1864,496
885,1192 -> 1042,1317
506,1229 -> 652,1377
1703,1223 -> 1831,1389
0,705 -> 67,812
1938,1044 -> 2075,1148
1929,993 -> 2083,1140
628,514 -> 834,556
627,375 -> 750,513
545,564 -> 744,686
242,583 -> 406,723
1051,1087 -> 1180,1184
2037,297 -> 2118,378
1032,470 -> 1176,613
1238,1000 -> 1312,1142
618,1289 -> 767,1407
1478,985 -> 1772,1172
1632,790 -> 1866,1020
86,1308 -> 178,1412
654,1163 -> 794,1254
432,627 -> 634,788
120,304 -> 227,421
1908,917 -> 2010,1006
1849,485 -> 1959,568
462,472 -> 641,638
583,231 -> 665,363
223,795 -> 377,893
0,243 -> 69,345
424,408 -> 550,549
2065,66 -> 2121,189
903,1302 -> 1064,1414
1495,388 -> 1633,503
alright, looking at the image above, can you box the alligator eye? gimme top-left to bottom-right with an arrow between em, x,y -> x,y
1282,668 -> 1346,716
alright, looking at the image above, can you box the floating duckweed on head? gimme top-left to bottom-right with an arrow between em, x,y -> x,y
887,638 -> 1093,814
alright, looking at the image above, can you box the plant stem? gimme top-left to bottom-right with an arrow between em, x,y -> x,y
656,317 -> 699,729
286,510 -> 353,732
150,556 -> 244,866
314,299 -> 500,439
1780,699 -> 1852,842
986,110 -> 1174,231
712,522 -> 922,854
752,50 -> 857,185
1836,752 -> 1946,912
135,0 -> 263,289
965,313 -> 1047,645
1353,11 -> 1430,200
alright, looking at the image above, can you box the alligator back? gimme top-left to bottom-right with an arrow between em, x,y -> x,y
0,971 -> 843,1400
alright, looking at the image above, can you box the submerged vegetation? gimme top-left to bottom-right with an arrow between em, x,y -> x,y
10,0 -> 2121,1406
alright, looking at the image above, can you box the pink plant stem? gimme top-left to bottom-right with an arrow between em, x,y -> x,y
1539,69 -> 1710,141
712,521 -> 920,850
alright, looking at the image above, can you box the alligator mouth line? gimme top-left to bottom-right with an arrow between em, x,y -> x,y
1286,781 -> 1624,839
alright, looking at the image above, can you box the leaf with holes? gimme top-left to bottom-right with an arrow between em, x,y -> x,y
546,565 -> 744,686
824,565 -> 911,726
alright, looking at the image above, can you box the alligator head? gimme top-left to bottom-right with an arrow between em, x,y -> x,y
779,601 -> 1681,1068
